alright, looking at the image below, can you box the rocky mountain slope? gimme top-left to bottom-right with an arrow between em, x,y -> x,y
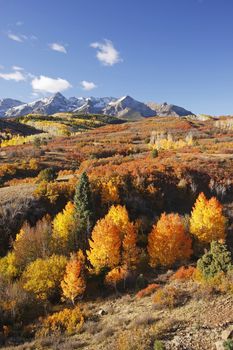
147,102 -> 194,117
0,98 -> 23,117
1,93 -> 194,119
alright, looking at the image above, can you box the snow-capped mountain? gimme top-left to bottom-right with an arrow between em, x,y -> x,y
73,96 -> 117,114
0,98 -> 23,117
104,95 -> 155,119
2,93 -> 194,119
3,93 -> 118,118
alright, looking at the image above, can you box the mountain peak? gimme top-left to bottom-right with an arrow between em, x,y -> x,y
2,94 -> 194,119
0,98 -> 24,117
48,92 -> 67,102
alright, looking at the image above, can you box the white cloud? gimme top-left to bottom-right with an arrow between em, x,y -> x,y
80,80 -> 97,91
90,39 -> 122,66
7,32 -> 37,43
12,65 -> 24,71
31,75 -> 72,93
49,43 -> 67,54
0,70 -> 26,81
8,33 -> 23,42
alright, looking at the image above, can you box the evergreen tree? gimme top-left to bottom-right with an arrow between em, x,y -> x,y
74,172 -> 94,251
197,241 -> 232,279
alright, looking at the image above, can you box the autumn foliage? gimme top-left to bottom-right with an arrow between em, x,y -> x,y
61,250 -> 86,304
22,255 -> 67,300
87,205 -> 139,273
87,216 -> 121,273
37,306 -> 84,337
170,266 -> 196,281
105,267 -> 128,291
148,213 -> 192,267
190,192 -> 226,242
52,201 -> 77,254
135,283 -> 160,299
105,205 -> 139,269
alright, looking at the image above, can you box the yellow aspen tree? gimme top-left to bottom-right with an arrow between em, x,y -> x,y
23,254 -> 67,301
190,192 -> 226,242
61,250 -> 86,304
148,213 -> 192,267
52,201 -> 77,254
101,179 -> 120,205
105,205 -> 130,235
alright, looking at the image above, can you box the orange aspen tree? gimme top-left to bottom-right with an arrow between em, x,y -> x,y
148,213 -> 192,267
106,205 -> 139,269
87,205 -> 139,273
122,222 -> 139,269
61,250 -> 86,304
87,217 -> 121,273
105,266 -> 128,292
190,192 -> 226,242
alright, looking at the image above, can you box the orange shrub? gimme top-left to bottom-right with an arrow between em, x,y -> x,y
170,266 -> 196,281
135,283 -> 160,299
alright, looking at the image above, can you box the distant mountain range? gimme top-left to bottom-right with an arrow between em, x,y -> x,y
0,93 -> 194,119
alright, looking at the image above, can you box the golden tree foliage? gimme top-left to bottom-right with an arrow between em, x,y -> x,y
61,250 -> 86,304
190,192 -> 226,242
122,222 -> 139,269
104,267 -> 128,290
87,217 -> 121,273
29,158 -> 39,170
52,201 -> 77,254
148,213 -> 192,267
101,178 -> 120,205
106,205 -> 139,269
87,205 -> 139,273
22,254 -> 67,300
37,306 -> 84,336
34,180 -> 75,204
0,252 -> 18,281
105,205 -> 130,235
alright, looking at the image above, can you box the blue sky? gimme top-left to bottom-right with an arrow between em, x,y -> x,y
0,0 -> 233,115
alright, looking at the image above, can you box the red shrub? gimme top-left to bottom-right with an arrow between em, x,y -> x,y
136,283 -> 160,299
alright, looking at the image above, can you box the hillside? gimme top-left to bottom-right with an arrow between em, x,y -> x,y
14,112 -> 125,135
0,119 -> 42,140
0,115 -> 233,350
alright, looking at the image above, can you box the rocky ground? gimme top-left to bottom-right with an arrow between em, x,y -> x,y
2,276 -> 233,350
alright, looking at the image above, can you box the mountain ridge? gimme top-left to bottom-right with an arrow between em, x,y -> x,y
1,93 -> 194,119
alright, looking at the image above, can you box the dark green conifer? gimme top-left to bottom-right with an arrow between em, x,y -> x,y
74,172 -> 94,251
197,241 -> 232,279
